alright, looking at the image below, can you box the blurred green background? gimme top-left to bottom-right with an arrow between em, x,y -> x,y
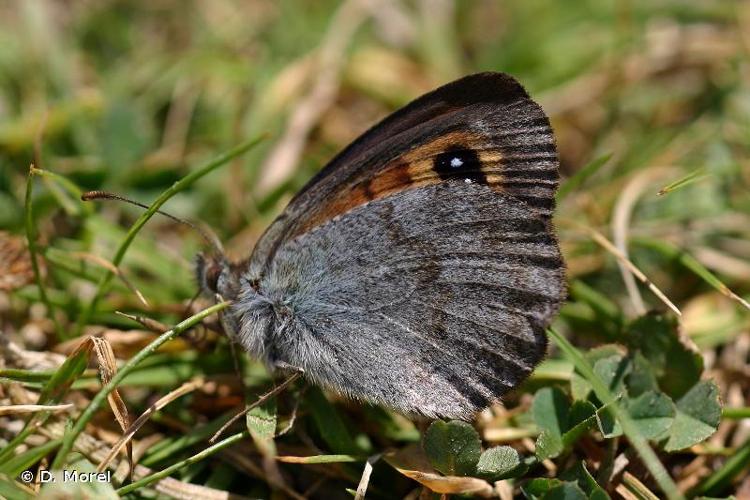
1,0 -> 749,497
1,6 -> 747,255
2,0 -> 748,334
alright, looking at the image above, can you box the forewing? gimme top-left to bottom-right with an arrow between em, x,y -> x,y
248,72 -> 559,276
239,182 -> 564,418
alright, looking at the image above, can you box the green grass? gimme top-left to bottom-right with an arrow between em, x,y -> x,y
1,1 -> 749,499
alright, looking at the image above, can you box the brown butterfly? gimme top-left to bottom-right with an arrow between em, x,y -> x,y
197,72 -> 565,419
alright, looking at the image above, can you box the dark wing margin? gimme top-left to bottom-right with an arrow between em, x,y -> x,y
291,72 -> 532,203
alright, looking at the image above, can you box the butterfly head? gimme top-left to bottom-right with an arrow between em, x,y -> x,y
195,252 -> 240,301
194,251 -> 270,351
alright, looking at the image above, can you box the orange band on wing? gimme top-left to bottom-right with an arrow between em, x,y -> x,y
296,131 -> 510,234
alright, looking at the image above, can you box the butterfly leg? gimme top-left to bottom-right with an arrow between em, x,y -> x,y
273,360 -> 305,374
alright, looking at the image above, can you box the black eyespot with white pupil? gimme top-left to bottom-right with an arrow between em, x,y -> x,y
433,147 -> 486,184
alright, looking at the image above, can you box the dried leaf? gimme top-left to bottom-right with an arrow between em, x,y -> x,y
385,444 -> 494,497
91,337 -> 133,476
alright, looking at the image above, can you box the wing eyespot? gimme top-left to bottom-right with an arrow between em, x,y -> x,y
433,147 -> 487,185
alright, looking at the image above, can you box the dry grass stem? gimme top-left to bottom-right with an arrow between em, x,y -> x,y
68,251 -> 150,308
354,454 -> 381,500
0,403 -> 74,415
612,167 -> 672,315
256,0 -> 370,194
96,377 -> 206,472
590,228 -> 682,317
115,311 -> 171,333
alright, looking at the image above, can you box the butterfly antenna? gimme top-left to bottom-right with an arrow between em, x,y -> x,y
81,190 -> 225,256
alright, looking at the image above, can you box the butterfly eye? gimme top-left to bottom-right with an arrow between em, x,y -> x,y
205,264 -> 221,292
433,148 -> 485,184
196,254 -> 222,293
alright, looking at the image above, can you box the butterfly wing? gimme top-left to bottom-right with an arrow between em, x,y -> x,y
234,72 -> 565,418
248,72 -> 558,275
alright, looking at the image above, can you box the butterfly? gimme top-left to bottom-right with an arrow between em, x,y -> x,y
196,72 -> 565,419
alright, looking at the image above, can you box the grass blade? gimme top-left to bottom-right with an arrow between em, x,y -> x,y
547,328 -> 684,500
691,436 -> 750,496
0,340 -> 92,464
722,407 -> 750,419
115,430 -> 250,495
24,165 -> 64,339
657,169 -> 709,196
30,166 -> 92,216
140,413 -> 237,467
633,237 -> 750,311
73,135 -> 264,336
0,439 -> 62,476
50,301 -> 230,469
557,153 -> 612,201
0,474 -> 33,500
